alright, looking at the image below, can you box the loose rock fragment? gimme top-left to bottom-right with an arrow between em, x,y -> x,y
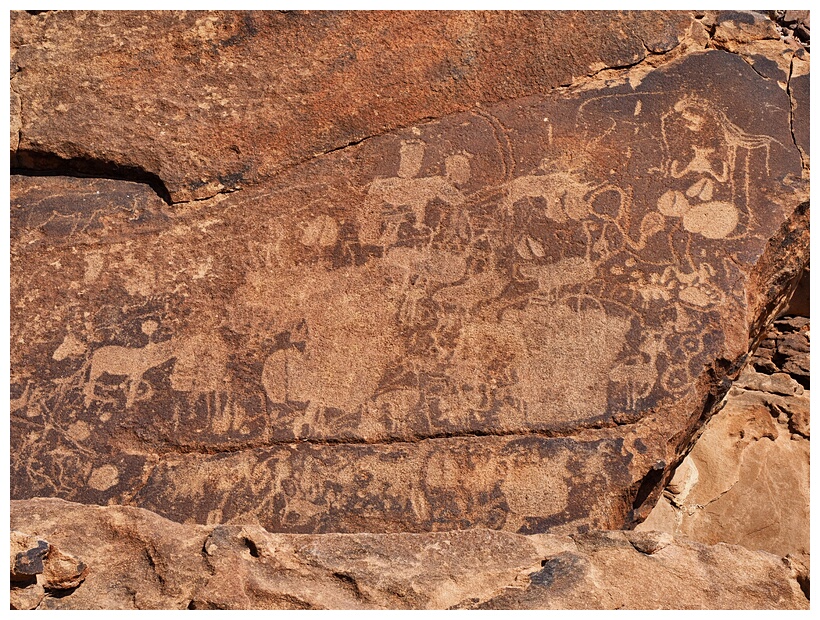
9,530 -> 89,609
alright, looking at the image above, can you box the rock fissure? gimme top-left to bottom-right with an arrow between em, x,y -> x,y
133,415 -> 646,457
784,52 -> 805,169
11,153 -> 174,205
9,10 -> 810,609
170,186 -> 242,207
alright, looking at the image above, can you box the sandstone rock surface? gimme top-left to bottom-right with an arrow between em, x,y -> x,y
8,10 -> 812,609
11,10 -> 699,202
9,498 -> 809,610
638,317 -> 810,562
10,11 -> 810,538
10,529 -> 89,610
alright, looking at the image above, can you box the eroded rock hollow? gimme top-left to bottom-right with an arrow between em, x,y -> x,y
10,9 -> 810,609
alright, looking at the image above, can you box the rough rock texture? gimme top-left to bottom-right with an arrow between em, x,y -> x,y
9,498 -> 809,610
10,11 -> 810,539
8,10 -> 812,610
638,317 -> 810,563
11,11 -> 809,202
11,10 -> 700,203
773,10 -> 811,50
785,267 -> 809,316
10,529 -> 89,610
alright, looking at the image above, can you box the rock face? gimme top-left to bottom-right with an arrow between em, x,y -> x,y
10,11 -> 810,538
8,10 -> 811,609
9,498 -> 809,610
11,10 -> 698,203
638,316 -> 810,562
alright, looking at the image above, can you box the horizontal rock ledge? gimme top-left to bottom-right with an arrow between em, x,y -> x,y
9,498 -> 809,610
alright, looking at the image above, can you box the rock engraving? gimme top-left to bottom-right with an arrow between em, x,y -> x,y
10,48 -> 808,534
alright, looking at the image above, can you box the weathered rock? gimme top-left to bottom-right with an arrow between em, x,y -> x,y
710,10 -> 780,46
10,10 -> 702,202
42,547 -> 89,590
464,530 -> 808,610
789,55 -> 810,161
774,10 -> 811,48
9,529 -> 89,610
734,369 -> 803,395
777,333 -> 811,387
638,318 -> 810,559
10,580 -> 46,612
638,385 -> 810,557
10,531 -> 49,581
9,498 -> 809,609
751,315 -> 810,387
701,11 -> 806,88
10,86 -> 21,153
10,11 -> 810,537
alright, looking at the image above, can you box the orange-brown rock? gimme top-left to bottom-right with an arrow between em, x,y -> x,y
638,383 -> 810,555
11,10 -> 700,202
10,11 -> 810,538
9,498 -> 809,610
638,317 -> 810,560
10,529 -> 89,610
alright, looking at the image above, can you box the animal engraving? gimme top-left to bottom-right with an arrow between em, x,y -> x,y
609,333 -> 664,408
500,304 -> 632,425
501,162 -> 593,222
518,256 -> 597,303
361,140 -> 470,245
658,96 -> 783,239
84,340 -> 178,409
250,265 -> 402,436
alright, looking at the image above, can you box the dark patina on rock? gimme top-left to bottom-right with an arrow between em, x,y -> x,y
10,10 -> 697,202
10,33 -> 808,537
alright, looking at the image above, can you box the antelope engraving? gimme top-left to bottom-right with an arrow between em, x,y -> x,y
84,339 -> 178,409
518,256 -> 596,303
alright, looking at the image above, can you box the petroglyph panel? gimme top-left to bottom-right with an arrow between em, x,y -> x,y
128,435 -> 631,534
11,11 -> 698,202
10,176 -> 169,247
10,50 -> 807,533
